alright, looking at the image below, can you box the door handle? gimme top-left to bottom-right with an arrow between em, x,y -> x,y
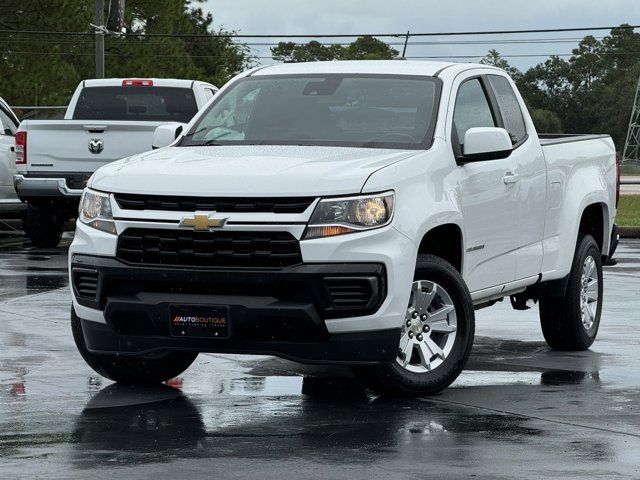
503,172 -> 520,184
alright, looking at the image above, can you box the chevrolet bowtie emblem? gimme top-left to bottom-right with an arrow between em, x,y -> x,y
179,212 -> 229,231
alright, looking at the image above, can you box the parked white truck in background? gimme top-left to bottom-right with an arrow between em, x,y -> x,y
0,97 -> 24,216
14,78 -> 218,247
69,61 -> 617,395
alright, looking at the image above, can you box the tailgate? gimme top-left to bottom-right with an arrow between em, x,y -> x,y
24,120 -> 163,173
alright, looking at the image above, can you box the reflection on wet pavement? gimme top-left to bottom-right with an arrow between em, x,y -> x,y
1,234 -> 640,478
0,229 -> 72,301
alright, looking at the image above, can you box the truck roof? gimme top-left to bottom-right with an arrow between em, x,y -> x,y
250,60 -> 481,77
81,78 -> 206,88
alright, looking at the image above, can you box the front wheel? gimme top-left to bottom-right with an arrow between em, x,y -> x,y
71,308 -> 198,384
352,254 -> 475,396
539,234 -> 603,350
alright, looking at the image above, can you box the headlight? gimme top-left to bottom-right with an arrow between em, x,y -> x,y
303,191 -> 394,239
78,189 -> 116,234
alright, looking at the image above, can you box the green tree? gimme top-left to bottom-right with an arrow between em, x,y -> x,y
529,109 -> 563,133
0,0 -> 252,108
271,36 -> 398,62
340,36 -> 399,60
519,25 -> 640,148
480,49 -> 522,81
271,41 -> 343,63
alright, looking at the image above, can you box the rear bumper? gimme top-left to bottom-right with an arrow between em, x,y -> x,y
14,174 -> 84,200
70,254 -> 398,364
0,198 -> 26,213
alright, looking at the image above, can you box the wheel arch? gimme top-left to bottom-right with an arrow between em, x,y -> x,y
417,223 -> 464,273
578,201 -> 609,257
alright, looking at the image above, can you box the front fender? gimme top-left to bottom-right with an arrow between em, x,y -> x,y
361,140 -> 464,269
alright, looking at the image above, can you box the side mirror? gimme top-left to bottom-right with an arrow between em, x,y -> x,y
462,127 -> 513,161
152,123 -> 185,149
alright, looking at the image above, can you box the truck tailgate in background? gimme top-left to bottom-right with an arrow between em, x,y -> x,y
22,120 -> 164,173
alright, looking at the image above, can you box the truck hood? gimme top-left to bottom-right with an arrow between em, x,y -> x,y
90,145 -> 419,197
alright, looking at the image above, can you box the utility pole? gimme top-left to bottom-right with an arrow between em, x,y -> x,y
623,75 -> 640,167
94,0 -> 105,78
402,31 -> 410,58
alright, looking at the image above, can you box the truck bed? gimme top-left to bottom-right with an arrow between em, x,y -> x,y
538,133 -> 611,146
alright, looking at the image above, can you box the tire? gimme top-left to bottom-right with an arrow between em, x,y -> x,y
539,234 -> 603,351
352,254 -> 475,396
71,308 -> 198,384
24,204 -> 64,248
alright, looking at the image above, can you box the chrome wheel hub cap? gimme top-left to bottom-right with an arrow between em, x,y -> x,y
396,280 -> 457,374
580,255 -> 599,331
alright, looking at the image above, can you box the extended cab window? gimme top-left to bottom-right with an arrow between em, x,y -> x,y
452,78 -> 496,152
182,75 -> 441,149
488,75 -> 527,144
72,86 -> 198,123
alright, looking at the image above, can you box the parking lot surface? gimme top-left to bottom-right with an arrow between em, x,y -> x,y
0,229 -> 639,479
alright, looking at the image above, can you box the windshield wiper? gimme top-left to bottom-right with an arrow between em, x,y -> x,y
182,127 -> 207,138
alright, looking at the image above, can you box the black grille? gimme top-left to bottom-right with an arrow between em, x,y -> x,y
114,193 -> 314,214
72,267 -> 99,300
324,277 -> 379,310
116,229 -> 302,268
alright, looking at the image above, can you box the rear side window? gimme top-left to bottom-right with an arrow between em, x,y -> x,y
488,75 -> 527,144
72,86 -> 198,122
0,104 -> 18,135
453,78 -> 496,151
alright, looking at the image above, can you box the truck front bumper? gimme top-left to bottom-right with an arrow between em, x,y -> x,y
70,254 -> 400,364
14,174 -> 84,200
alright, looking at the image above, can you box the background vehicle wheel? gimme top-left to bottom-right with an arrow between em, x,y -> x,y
539,234 -> 603,350
71,308 -> 198,384
24,204 -> 64,248
352,254 -> 475,396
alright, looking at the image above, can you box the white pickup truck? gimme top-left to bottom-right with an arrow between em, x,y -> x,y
69,61 -> 617,395
0,97 -> 24,216
14,78 -> 217,246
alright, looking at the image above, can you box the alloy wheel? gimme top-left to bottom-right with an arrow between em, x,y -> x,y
396,280 -> 457,373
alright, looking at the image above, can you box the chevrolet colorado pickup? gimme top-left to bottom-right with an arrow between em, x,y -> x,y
14,78 -> 217,247
69,61 -> 617,395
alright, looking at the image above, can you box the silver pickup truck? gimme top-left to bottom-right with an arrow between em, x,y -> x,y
14,78 -> 217,247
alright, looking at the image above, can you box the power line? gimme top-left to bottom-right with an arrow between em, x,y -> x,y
0,24 -> 637,39
2,50 -> 638,59
0,50 -> 274,59
0,36 -> 610,47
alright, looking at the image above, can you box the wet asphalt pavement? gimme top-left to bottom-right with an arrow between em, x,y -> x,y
0,226 -> 639,479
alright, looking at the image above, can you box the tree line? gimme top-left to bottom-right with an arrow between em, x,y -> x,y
0,2 -> 637,151
0,0 -> 251,107
271,26 -> 640,151
480,25 -> 640,151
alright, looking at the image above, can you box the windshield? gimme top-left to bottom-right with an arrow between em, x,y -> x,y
181,74 -> 441,149
72,86 -> 198,122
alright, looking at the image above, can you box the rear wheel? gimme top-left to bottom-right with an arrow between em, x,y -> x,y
539,234 -> 603,350
24,204 -> 64,248
352,254 -> 475,396
71,308 -> 198,384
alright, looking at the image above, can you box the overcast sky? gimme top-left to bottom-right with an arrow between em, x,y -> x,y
203,0 -> 640,71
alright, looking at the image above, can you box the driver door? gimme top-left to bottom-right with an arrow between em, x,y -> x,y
452,75 -> 519,292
